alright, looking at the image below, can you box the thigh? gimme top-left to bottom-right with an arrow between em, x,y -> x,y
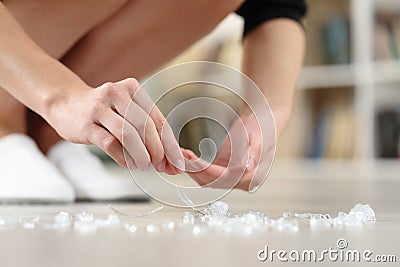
62,0 -> 244,86
3,0 -> 128,58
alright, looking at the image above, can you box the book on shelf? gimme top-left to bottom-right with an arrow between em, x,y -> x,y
374,11 -> 400,60
322,15 -> 350,64
307,104 -> 355,159
376,109 -> 400,158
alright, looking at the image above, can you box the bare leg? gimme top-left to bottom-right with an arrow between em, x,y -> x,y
29,0 -> 243,152
26,110 -> 61,153
0,0 -> 128,149
28,0 -> 242,151
62,0 -> 244,86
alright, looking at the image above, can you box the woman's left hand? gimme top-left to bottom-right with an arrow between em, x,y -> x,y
181,113 -> 274,191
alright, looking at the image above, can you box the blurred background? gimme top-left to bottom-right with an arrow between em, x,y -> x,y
97,0 -> 400,174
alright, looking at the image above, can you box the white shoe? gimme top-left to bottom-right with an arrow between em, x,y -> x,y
47,141 -> 147,201
0,134 -> 75,203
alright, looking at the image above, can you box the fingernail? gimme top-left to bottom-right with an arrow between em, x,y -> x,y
157,161 -> 165,172
176,159 -> 185,171
249,184 -> 259,193
139,163 -> 151,172
129,162 -> 137,171
246,158 -> 256,171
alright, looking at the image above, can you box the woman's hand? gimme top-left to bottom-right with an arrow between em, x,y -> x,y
182,113 -> 275,191
45,78 -> 184,173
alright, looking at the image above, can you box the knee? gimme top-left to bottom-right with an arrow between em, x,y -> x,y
213,0 -> 245,11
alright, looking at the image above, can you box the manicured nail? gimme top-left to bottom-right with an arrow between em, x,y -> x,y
249,184 -> 259,193
157,161 -> 165,172
129,161 -> 137,171
139,163 -> 151,172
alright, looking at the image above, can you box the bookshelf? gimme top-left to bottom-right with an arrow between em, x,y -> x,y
295,0 -> 400,160
298,64 -> 355,89
162,0 -> 400,162
374,60 -> 400,84
143,0 -> 400,164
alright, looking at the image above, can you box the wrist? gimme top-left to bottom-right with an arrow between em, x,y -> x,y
40,81 -> 92,124
271,105 -> 292,137
22,55 -> 92,119
239,102 -> 292,137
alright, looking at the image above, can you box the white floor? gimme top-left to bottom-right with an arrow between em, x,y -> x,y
0,159 -> 399,267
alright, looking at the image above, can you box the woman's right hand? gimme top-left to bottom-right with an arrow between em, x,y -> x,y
44,78 -> 184,173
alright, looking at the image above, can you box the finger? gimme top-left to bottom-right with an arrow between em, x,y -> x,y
97,108 -> 151,171
215,117 -> 250,170
230,118 -> 251,168
246,134 -> 261,172
213,134 -> 231,166
245,115 -> 263,172
87,125 -> 136,170
164,161 -> 180,175
116,78 -> 185,170
114,96 -> 165,169
188,165 -> 227,188
181,148 -> 197,160
104,80 -> 164,168
181,148 -> 208,170
187,163 -> 248,189
180,149 -> 209,186
182,149 -> 224,180
247,135 -> 273,192
159,123 -> 185,170
183,148 -> 250,189
156,157 -> 166,172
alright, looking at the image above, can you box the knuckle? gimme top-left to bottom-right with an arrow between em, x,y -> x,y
152,115 -> 165,131
102,136 -> 118,153
103,82 -> 116,91
102,82 -> 115,93
126,78 -> 139,88
91,99 -> 104,113
88,100 -> 106,121
125,78 -> 140,95
86,125 -> 99,144
101,82 -> 119,99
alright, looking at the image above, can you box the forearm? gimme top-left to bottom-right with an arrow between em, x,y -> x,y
242,18 -> 305,136
0,3 -> 89,118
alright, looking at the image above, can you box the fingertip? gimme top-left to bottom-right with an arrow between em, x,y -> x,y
176,159 -> 185,171
181,149 -> 198,160
166,153 -> 185,172
123,156 -> 136,170
156,158 -> 166,172
246,158 -> 256,172
137,163 -> 150,172
126,157 -> 137,170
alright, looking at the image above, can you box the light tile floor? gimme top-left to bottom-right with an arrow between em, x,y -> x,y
0,160 -> 399,267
